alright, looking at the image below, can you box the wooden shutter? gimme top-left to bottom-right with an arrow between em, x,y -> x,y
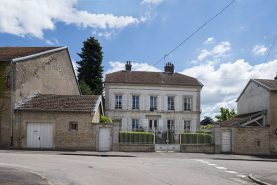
163,119 -> 167,131
110,94 -> 115,109
164,96 -> 167,111
158,96 -> 162,111
180,120 -> 184,133
175,96 -> 179,111
146,95 -> 150,111
191,120 -> 196,133
128,95 -> 132,110
175,119 -> 179,134
158,119 -> 163,131
139,119 -> 149,131
122,95 -> 127,110
127,118 -> 132,131
140,95 -> 144,110
122,118 -> 127,131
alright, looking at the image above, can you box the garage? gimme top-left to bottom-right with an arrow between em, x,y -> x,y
27,123 -> 53,148
222,130 -> 231,152
99,128 -> 110,151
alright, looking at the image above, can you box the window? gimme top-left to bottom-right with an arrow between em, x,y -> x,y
256,140 -> 261,147
150,96 -> 157,110
184,98 -> 191,111
132,119 -> 139,131
168,97 -> 175,110
69,122 -> 78,131
167,120 -> 175,130
115,95 -> 122,109
132,96 -> 139,110
149,120 -> 157,130
184,121 -> 190,132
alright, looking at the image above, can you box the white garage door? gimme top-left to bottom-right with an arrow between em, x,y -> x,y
222,130 -> 231,152
27,123 -> 53,148
99,128 -> 110,151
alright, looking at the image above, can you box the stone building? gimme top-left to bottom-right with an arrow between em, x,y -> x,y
104,61 -> 203,139
213,78 -> 277,154
0,47 -> 81,147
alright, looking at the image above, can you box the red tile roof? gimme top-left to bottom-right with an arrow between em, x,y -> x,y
15,93 -> 101,112
0,47 -> 61,60
105,71 -> 203,86
253,79 -> 277,91
221,111 -> 262,126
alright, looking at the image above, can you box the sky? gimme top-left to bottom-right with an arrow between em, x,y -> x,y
1,0 -> 277,120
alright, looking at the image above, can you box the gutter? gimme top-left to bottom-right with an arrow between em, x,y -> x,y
10,60 -> 14,147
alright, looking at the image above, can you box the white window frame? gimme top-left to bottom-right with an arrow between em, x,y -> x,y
115,95 -> 122,109
132,119 -> 139,131
184,120 -> 190,132
184,98 -> 191,111
150,96 -> 157,110
168,97 -> 175,110
132,96 -> 139,110
167,120 -> 175,130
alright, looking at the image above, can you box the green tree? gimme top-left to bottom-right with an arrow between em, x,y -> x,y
79,79 -> 93,95
77,37 -> 104,95
215,107 -> 237,122
0,62 -> 10,115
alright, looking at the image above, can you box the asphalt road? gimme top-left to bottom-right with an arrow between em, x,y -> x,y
0,150 -> 275,185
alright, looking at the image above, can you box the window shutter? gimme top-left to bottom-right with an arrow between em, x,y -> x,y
163,119 -> 167,130
127,118 -> 132,131
175,96 -> 179,111
146,95 -> 150,111
190,98 -> 192,111
122,95 -> 127,110
180,120 -> 184,133
140,95 -> 144,110
110,94 -> 115,109
158,119 -> 163,131
164,96 -> 167,111
191,120 -> 196,133
175,120 -> 179,134
128,95 -> 132,110
122,118 -> 127,131
158,96 -> 162,111
140,119 -> 149,131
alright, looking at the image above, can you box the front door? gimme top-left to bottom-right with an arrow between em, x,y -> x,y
149,120 -> 158,131
99,128 -> 111,151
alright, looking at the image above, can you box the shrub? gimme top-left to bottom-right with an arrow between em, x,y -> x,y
161,129 -> 175,144
119,131 -> 154,144
179,132 -> 212,144
100,115 -> 112,123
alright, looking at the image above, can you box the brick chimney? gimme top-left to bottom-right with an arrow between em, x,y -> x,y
125,61 -> 132,71
164,62 -> 174,74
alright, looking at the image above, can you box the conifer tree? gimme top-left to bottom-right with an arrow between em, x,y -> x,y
77,37 -> 104,95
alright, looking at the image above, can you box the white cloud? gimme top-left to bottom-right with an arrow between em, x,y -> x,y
104,61 -> 162,76
141,0 -> 163,5
104,31 -> 111,39
240,26 -> 244,29
98,32 -> 103,37
190,60 -> 198,64
264,36 -> 267,39
71,60 -> 79,77
180,59 -> 277,119
52,38 -> 59,45
45,39 -> 54,45
92,30 -> 97,35
0,0 -> 139,39
203,37 -> 215,44
198,42 -> 231,61
252,45 -> 267,56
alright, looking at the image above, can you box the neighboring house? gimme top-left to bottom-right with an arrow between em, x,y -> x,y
104,61 -> 203,140
14,93 -> 105,150
0,47 -> 81,147
214,78 -> 277,154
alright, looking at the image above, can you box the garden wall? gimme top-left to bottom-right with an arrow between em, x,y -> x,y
181,144 -> 214,153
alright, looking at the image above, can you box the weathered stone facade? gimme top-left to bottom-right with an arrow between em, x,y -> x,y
234,127 -> 270,154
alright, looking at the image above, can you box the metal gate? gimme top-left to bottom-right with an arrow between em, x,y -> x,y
154,128 -> 180,152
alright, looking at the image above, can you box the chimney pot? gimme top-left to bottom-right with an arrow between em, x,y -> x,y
164,62 -> 174,74
125,61 -> 132,71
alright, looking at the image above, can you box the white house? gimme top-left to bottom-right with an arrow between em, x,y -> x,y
104,61 -> 203,136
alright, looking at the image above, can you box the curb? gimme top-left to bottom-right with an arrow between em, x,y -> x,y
211,158 -> 277,162
26,170 -> 53,185
248,174 -> 271,185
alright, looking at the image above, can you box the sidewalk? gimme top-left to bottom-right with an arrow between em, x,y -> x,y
249,173 -> 277,185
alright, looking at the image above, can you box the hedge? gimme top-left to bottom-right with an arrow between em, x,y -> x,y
161,129 -> 175,144
119,131 -> 154,143
179,133 -> 212,144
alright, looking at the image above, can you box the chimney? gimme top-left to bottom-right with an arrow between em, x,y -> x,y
275,72 -> 277,80
164,62 -> 174,74
125,61 -> 132,71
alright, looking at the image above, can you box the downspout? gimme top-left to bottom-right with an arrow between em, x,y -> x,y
18,110 -> 21,148
10,60 -> 14,147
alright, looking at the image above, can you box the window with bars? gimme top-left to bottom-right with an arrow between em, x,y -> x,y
168,97 -> 175,110
184,120 -> 190,132
132,96 -> 139,109
132,119 -> 139,131
115,95 -> 122,109
184,98 -> 191,111
150,96 -> 157,110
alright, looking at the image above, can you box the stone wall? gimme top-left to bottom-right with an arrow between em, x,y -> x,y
181,145 -> 214,153
13,111 -> 96,150
119,144 -> 155,152
269,92 -> 277,154
234,127 -> 270,154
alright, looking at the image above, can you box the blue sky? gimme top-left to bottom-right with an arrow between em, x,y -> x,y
1,0 -> 277,120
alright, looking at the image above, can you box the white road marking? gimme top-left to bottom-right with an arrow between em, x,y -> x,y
201,162 -> 210,164
237,175 -> 247,178
216,167 -> 227,170
225,171 -> 237,174
208,164 -> 217,166
195,160 -> 204,162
